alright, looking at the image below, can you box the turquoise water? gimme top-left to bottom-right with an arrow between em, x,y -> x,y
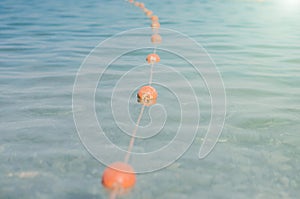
1,0 -> 300,198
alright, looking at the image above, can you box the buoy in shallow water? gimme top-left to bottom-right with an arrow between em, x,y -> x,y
102,162 -> 136,190
151,15 -> 159,22
151,34 -> 162,44
139,3 -> 145,9
146,10 -> 153,17
146,53 -> 160,64
137,85 -> 158,106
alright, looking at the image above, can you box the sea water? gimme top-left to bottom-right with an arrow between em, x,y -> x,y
1,0 -> 299,198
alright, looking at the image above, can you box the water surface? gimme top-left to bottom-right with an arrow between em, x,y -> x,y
1,0 -> 299,198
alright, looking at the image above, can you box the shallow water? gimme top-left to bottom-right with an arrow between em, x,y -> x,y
1,0 -> 300,198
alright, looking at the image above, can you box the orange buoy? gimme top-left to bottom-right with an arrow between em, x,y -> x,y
128,0 -> 134,3
102,162 -> 136,190
137,85 -> 158,106
146,10 -> 153,17
151,34 -> 162,44
146,53 -> 160,64
151,21 -> 160,29
134,1 -> 140,7
139,3 -> 145,9
151,15 -> 159,22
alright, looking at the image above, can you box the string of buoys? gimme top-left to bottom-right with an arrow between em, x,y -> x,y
101,1 -> 162,198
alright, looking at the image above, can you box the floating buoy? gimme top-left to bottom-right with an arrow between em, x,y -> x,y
137,85 -> 158,106
146,10 -> 153,17
134,2 -> 140,7
151,21 -> 160,29
146,53 -> 160,64
128,0 -> 134,3
151,34 -> 162,44
102,162 -> 136,190
139,3 -> 145,9
151,15 -> 159,22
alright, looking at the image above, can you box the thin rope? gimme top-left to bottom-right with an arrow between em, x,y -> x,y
108,1 -> 160,198
114,46 -> 157,199
124,104 -> 146,163
149,62 -> 154,85
109,189 -> 118,199
124,47 -> 157,163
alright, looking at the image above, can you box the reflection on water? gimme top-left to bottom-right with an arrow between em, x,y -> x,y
0,0 -> 299,198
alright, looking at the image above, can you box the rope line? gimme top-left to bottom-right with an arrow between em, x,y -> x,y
105,1 -> 162,198
124,104 -> 146,163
